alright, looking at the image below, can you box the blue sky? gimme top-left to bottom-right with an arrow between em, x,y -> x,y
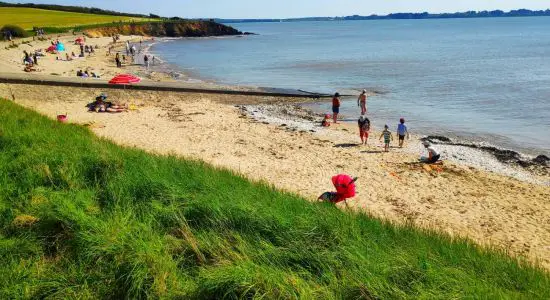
6,0 -> 550,18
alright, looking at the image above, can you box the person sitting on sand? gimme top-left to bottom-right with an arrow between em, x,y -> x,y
379,125 -> 393,152
397,118 -> 410,148
65,53 -> 72,61
358,115 -> 370,145
321,114 -> 331,127
332,92 -> 341,124
357,89 -> 368,115
420,141 -> 441,164
76,70 -> 83,77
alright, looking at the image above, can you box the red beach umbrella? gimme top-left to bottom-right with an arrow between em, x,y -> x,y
108,74 -> 141,85
75,37 -> 83,44
332,174 -> 357,201
46,45 -> 56,52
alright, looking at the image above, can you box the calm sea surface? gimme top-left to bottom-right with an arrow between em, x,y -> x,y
151,18 -> 550,156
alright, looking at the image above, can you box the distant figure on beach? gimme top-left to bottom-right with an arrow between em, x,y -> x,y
23,50 -> 30,64
420,141 -> 441,164
358,115 -> 370,145
396,118 -> 409,148
144,54 -> 149,69
332,92 -> 341,124
357,89 -> 367,115
379,125 -> 393,152
115,53 -> 121,67
152,56 -> 155,65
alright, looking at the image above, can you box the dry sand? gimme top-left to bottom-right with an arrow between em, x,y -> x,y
1,33 -> 549,270
1,83 -> 549,270
0,34 -> 146,79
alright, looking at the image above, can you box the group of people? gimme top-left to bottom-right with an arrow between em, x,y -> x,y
87,93 -> 127,113
33,28 -> 46,37
2,30 -> 13,41
22,50 -> 40,72
327,90 -> 440,164
76,69 -> 100,78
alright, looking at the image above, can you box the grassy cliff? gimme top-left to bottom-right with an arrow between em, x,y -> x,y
82,21 -> 243,38
0,99 -> 548,298
0,7 -> 151,30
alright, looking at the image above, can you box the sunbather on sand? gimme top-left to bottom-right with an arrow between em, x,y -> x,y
87,94 -> 128,113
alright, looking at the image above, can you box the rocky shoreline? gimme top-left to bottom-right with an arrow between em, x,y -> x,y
239,103 -> 549,185
423,135 -> 549,175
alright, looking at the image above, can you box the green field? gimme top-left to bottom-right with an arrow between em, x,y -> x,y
0,7 -> 152,30
0,98 -> 549,298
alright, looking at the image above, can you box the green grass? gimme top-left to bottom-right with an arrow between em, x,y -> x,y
0,98 -> 549,299
0,7 -> 152,30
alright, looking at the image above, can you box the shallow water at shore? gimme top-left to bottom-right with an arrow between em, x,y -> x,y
150,17 -> 550,157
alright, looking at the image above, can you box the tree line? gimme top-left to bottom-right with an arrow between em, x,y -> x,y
216,9 -> 550,23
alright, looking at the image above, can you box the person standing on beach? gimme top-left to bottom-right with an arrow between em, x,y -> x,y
358,115 -> 370,145
115,53 -> 121,68
379,125 -> 393,152
144,54 -> 149,69
332,92 -> 341,124
396,118 -> 409,148
152,56 -> 155,66
357,89 -> 368,115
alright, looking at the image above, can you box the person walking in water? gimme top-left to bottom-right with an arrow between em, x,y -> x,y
396,118 -> 409,148
357,89 -> 367,115
358,115 -> 370,145
332,92 -> 341,124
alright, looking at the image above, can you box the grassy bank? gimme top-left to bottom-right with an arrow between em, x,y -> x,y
0,7 -> 152,30
0,99 -> 548,298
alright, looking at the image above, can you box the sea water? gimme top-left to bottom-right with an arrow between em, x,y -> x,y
151,17 -> 550,156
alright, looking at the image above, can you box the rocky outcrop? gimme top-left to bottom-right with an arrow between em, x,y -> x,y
83,21 -> 244,38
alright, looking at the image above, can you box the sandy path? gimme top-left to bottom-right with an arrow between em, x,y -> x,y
1,83 -> 549,270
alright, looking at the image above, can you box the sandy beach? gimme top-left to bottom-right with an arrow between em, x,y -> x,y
1,33 -> 550,269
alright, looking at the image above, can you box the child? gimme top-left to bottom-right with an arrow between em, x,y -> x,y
379,125 -> 393,152
321,114 -> 331,127
358,115 -> 370,145
332,92 -> 340,124
396,118 -> 409,148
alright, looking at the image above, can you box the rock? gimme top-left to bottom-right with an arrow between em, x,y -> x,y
425,135 -> 452,143
532,155 -> 550,165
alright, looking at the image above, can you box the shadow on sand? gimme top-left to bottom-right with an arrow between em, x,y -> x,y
334,143 -> 360,148
360,150 -> 385,154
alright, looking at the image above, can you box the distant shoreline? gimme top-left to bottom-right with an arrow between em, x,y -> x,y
215,9 -> 550,23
